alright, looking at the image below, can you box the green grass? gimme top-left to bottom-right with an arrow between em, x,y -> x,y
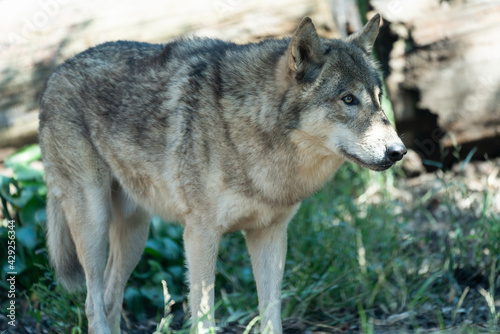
283,165 -> 411,327
1,145 -> 499,333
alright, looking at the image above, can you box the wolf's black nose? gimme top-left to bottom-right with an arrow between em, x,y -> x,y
386,143 -> 407,162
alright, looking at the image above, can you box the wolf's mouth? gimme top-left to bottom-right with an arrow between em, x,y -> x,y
339,148 -> 394,172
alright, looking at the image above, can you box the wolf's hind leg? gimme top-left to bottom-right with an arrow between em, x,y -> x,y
62,184 -> 113,334
104,186 -> 150,334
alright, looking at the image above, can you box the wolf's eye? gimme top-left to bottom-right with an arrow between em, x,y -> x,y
342,95 -> 355,105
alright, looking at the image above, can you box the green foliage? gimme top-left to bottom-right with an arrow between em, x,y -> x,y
30,269 -> 87,333
0,144 -> 48,292
283,164 -> 405,322
125,216 -> 186,320
357,0 -> 370,24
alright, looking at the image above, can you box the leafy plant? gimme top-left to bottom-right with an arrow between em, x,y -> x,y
30,269 -> 87,333
0,144 -> 48,292
125,216 -> 186,321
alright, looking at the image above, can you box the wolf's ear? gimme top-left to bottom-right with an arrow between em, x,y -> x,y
288,17 -> 323,82
347,13 -> 381,54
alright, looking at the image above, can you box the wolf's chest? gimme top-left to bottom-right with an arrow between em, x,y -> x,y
208,189 -> 300,233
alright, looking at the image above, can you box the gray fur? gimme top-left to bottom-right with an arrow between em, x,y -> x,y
40,14 -> 405,334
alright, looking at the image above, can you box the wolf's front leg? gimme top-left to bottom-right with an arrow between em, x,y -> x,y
184,223 -> 221,333
245,206 -> 299,334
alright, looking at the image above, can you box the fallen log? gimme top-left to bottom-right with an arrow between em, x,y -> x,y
372,0 -> 500,167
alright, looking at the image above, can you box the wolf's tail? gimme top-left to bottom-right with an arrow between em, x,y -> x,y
46,191 -> 85,291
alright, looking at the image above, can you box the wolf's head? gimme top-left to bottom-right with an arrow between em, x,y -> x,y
284,14 -> 406,171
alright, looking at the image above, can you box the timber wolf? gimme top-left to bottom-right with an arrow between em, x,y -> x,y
39,13 -> 406,333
